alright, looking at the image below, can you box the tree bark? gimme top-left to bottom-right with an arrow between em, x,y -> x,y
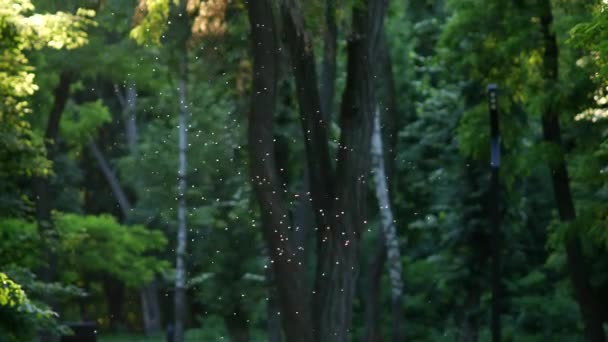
281,0 -> 334,224
539,1 -> 605,341
320,0 -> 337,120
279,0 -> 387,341
313,2 -> 387,341
371,107 -> 405,342
174,47 -> 189,342
246,2 -> 315,341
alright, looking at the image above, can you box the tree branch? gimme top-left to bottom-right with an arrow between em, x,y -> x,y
88,140 -> 132,218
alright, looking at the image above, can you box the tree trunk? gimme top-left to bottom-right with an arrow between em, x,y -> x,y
539,1 -> 605,341
103,276 -> 126,331
279,0 -> 387,340
265,264 -> 283,342
174,48 -> 189,342
246,2 -> 315,341
35,71 -> 72,342
363,234 -> 387,342
370,107 -> 405,342
224,304 -> 250,342
35,71 -> 72,282
141,279 -> 163,335
113,83 -> 138,154
313,3 -> 387,341
320,0 -> 337,120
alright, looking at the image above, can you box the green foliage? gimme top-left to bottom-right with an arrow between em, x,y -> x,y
130,0 -> 178,45
0,271 -> 61,342
0,0 -> 94,176
0,217 -> 39,268
54,213 -> 169,287
60,100 -> 111,150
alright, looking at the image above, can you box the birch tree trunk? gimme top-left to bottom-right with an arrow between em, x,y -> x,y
174,49 -> 189,342
370,107 -> 405,342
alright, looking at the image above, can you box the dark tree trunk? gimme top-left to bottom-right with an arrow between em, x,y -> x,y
34,71 -> 72,284
363,235 -> 387,342
313,3 -> 387,341
246,2 -> 315,341
103,276 -> 126,331
539,1 -> 605,341
36,72 -> 72,342
281,0 -> 335,220
265,264 -> 283,342
320,0 -> 337,120
279,0 -> 387,341
224,304 -> 250,342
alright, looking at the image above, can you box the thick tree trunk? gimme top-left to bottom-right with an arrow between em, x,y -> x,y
174,49 -> 189,342
280,0 -> 387,340
539,1 -> 605,341
314,3 -> 387,341
246,2 -> 315,341
370,107 -> 405,342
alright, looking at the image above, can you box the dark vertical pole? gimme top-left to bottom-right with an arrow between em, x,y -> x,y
488,84 -> 501,342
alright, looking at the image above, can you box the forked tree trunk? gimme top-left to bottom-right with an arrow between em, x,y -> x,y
248,0 -> 386,340
538,1 -> 605,341
314,2 -> 387,340
370,107 -> 405,342
174,48 -> 189,342
246,1 -> 315,341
